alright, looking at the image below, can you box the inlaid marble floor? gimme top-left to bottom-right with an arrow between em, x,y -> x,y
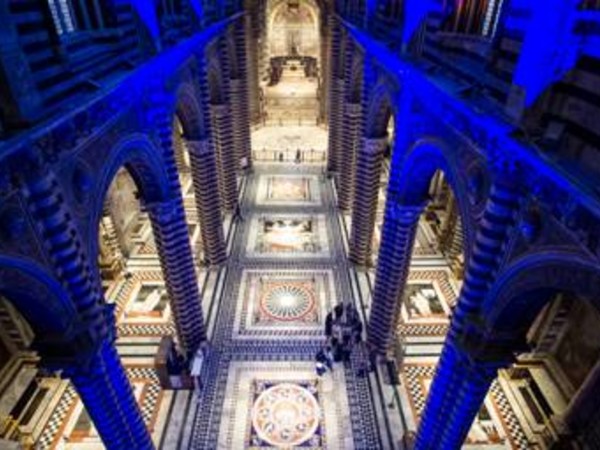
188,165 -> 381,449
30,166 -> 548,449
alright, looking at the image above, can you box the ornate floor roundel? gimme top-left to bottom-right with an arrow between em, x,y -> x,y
260,284 -> 316,321
251,383 -> 321,447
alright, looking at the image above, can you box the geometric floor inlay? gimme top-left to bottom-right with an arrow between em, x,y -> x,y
233,270 -> 336,340
250,381 -> 321,448
217,361 -> 354,449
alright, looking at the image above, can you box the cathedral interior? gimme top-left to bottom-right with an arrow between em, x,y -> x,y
0,0 -> 600,449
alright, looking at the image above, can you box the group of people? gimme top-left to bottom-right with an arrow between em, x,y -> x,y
315,302 -> 364,376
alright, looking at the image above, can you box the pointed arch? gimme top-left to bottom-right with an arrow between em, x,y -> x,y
483,251 -> 600,336
0,255 -> 77,336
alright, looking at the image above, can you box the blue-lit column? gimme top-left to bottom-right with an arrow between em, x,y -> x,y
415,178 -> 521,449
20,157 -> 153,449
368,202 -> 424,356
433,336 -> 514,449
69,340 -> 154,450
186,139 -> 227,266
348,137 -> 387,265
326,19 -> 344,173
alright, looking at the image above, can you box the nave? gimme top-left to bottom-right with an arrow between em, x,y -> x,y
13,153 -> 548,449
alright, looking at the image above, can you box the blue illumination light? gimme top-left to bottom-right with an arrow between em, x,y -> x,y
513,0 -> 580,106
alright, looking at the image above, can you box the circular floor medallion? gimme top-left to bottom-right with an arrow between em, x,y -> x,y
261,284 -> 316,321
251,383 -> 320,447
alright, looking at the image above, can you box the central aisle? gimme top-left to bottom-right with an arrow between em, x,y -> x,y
189,163 -> 382,448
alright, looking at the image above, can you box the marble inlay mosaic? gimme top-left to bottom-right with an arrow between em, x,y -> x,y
250,381 -> 322,448
233,269 -> 336,340
245,214 -> 330,259
396,268 -> 460,337
216,361 -> 353,449
255,175 -> 321,206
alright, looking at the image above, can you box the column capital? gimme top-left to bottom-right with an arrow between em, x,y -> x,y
143,198 -> 180,221
210,103 -> 231,117
387,203 -> 426,224
451,321 -> 521,367
360,137 -> 388,155
185,139 -> 213,157
344,102 -> 362,118
333,78 -> 346,91
229,78 -> 243,91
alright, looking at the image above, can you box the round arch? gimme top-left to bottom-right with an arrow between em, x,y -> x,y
207,57 -> 226,105
364,83 -> 395,139
346,55 -> 364,104
174,82 -> 204,140
268,0 -> 320,37
389,138 -> 476,256
88,133 -> 171,269
483,251 -> 600,335
0,255 -> 77,336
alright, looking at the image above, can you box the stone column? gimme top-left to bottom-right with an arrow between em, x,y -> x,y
211,103 -> 238,211
231,21 -> 253,166
368,203 -> 424,356
69,340 -> 154,450
146,199 -> 207,354
348,137 -> 387,266
186,139 -> 227,266
326,20 -> 344,173
338,102 -> 361,211
415,178 -> 521,449
21,159 -> 153,449
435,339 -> 513,449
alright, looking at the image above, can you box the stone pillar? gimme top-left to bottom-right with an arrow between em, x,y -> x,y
435,341 -> 513,449
21,159 -> 153,449
186,139 -> 227,266
231,21 -> 253,166
326,20 -> 344,173
368,203 -> 424,356
348,137 -> 387,266
415,179 -> 521,449
146,199 -> 207,354
338,102 -> 361,211
211,103 -> 238,211
69,340 -> 154,450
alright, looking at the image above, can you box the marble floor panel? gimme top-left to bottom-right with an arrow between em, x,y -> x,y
396,267 -> 459,338
106,271 -> 176,338
216,361 -> 354,450
245,213 -> 330,259
255,174 -> 322,207
232,269 -> 336,340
